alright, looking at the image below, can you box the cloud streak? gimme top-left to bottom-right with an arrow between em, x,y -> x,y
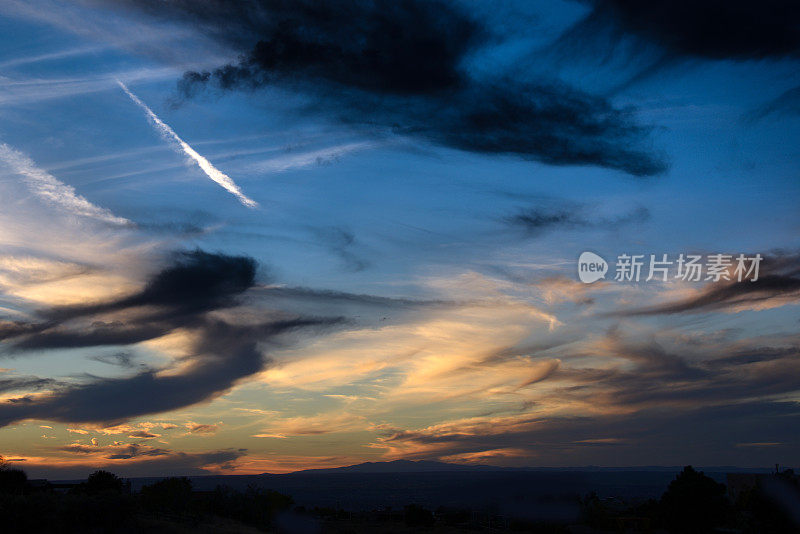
116,80 -> 258,208
506,203 -> 649,237
0,143 -> 130,226
18,445 -> 247,478
607,252 -> 800,316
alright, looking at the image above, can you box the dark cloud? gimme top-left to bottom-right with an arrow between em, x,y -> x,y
0,376 -> 57,394
706,346 -> 799,368
0,321 -> 44,342
621,275 -> 800,316
0,318 -> 339,427
575,0 -> 800,61
43,249 -> 257,322
58,444 -> 98,455
109,0 -> 665,176
746,85 -> 800,120
4,250 -> 257,351
0,250 -> 343,427
187,423 -> 218,435
551,331 -> 800,412
88,351 -> 140,369
60,442 -> 181,460
507,203 -> 648,237
175,0 -> 481,95
256,285 -> 458,323
309,226 -> 369,272
34,446 -> 247,478
128,430 -> 159,439
13,323 -> 168,351
609,252 -> 800,316
107,446 -> 172,460
554,1 -> 800,106
259,286 -> 448,307
125,208 -> 218,237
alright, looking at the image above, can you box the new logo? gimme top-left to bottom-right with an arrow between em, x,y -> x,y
578,251 -> 608,284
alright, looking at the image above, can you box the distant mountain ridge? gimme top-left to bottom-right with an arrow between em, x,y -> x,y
262,460 -> 772,476
284,459 -> 503,475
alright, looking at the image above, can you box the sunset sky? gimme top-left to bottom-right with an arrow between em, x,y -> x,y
0,0 -> 799,479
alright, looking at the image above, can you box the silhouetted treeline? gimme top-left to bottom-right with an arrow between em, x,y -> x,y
580,465 -> 800,534
0,466 -> 138,533
0,465 -> 293,533
0,463 -> 798,533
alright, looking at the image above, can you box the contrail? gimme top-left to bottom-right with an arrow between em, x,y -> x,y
0,143 -> 130,226
116,81 -> 258,208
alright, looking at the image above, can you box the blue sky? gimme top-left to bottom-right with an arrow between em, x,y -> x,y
0,0 -> 798,477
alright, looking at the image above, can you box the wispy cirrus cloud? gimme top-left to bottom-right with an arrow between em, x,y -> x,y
0,146 -> 155,311
367,326 -> 800,466
373,400 -> 800,467
0,143 -> 129,226
253,412 -> 367,438
0,68 -> 179,106
244,141 -> 375,174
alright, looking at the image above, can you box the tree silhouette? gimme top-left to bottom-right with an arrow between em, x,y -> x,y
0,455 -> 27,495
140,477 -> 193,513
660,465 -> 730,533
207,484 -> 294,528
81,470 -> 124,494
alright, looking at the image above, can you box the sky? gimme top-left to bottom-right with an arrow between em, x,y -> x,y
0,0 -> 798,479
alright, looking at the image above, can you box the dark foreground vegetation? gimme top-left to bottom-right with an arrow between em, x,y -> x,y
0,462 -> 797,533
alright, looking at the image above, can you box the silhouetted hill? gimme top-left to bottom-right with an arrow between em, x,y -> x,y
268,460 -> 773,476
282,459 -> 505,474
45,464 -> 778,514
